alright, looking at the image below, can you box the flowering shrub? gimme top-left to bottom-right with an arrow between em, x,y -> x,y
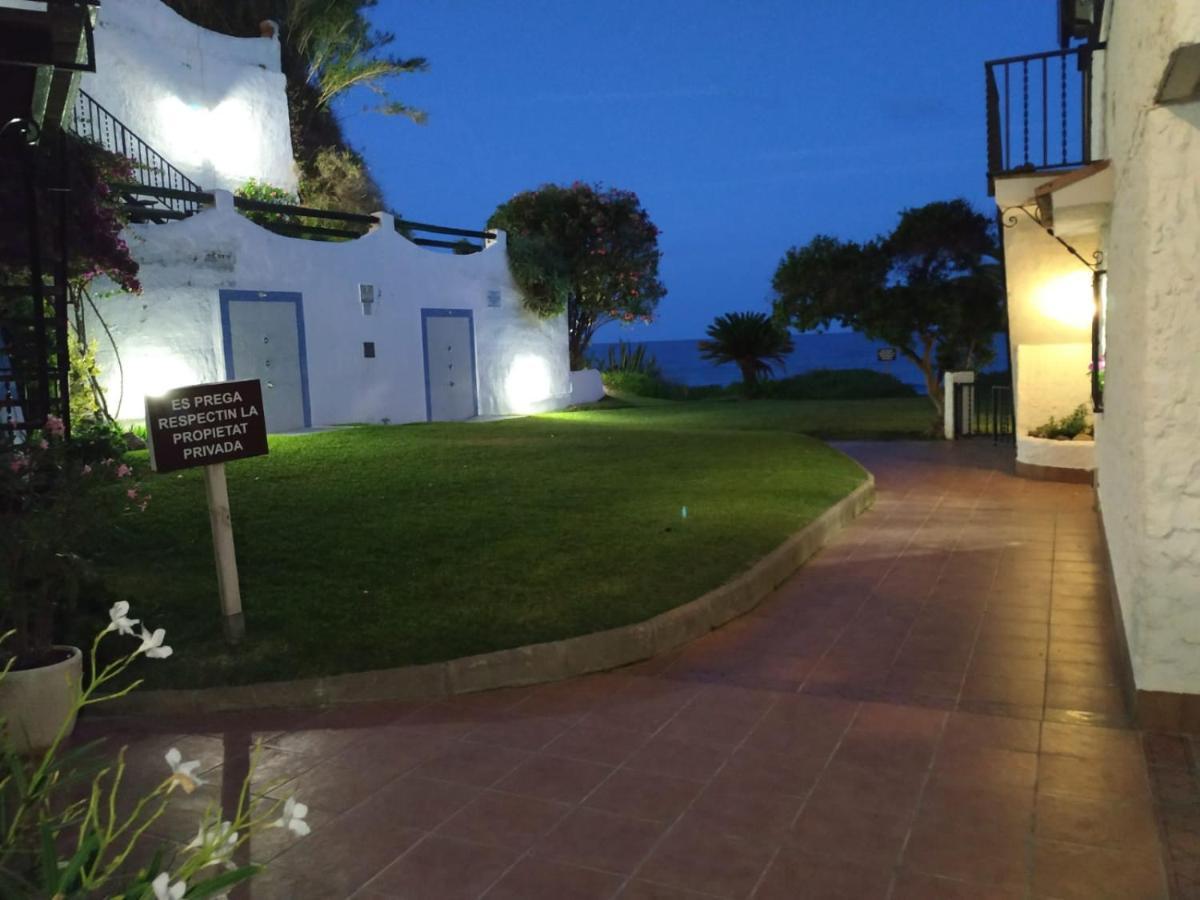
488,182 -> 665,369
0,416 -> 147,668
0,608 -> 309,896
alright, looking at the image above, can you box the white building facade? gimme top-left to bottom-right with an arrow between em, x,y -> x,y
990,0 -> 1200,726
78,0 -> 586,430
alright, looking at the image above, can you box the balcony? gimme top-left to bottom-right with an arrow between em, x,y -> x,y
985,44 -> 1103,193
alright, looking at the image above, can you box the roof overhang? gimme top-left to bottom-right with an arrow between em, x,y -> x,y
1034,161 -> 1113,237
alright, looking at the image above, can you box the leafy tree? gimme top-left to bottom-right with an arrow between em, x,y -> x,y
698,312 -> 794,394
488,183 -> 666,370
771,199 -> 1004,415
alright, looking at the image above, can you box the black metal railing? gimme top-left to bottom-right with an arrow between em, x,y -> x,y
985,44 -> 1103,191
109,183 -> 497,251
951,378 -> 1014,444
70,90 -> 205,215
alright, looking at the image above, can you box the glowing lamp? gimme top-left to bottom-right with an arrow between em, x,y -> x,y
504,354 -> 553,414
1035,270 -> 1094,329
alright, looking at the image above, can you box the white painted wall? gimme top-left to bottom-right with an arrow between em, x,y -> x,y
1016,436 -> 1095,471
569,369 -> 606,405
1014,342 -> 1093,449
993,176 -> 1097,448
1093,0 -> 1200,695
942,370 -> 974,440
80,0 -> 297,193
85,197 -> 572,427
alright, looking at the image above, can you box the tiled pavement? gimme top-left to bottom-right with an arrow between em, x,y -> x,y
83,441 -> 1200,899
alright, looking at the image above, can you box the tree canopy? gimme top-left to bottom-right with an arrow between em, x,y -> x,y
488,183 -> 666,370
771,199 -> 1004,414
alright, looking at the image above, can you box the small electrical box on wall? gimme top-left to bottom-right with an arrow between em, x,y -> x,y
359,283 -> 376,316
487,289 -> 501,308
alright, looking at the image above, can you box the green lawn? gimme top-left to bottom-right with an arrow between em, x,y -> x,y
95,398 -> 899,689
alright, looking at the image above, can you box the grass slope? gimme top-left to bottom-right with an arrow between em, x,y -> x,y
101,401 -> 873,689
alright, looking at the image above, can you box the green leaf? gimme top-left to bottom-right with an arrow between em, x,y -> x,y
186,864 -> 262,898
53,832 -> 99,895
39,822 -> 58,889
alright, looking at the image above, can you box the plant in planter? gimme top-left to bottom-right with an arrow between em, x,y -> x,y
0,607 -> 310,896
0,415 -> 147,748
1028,404 -> 1094,440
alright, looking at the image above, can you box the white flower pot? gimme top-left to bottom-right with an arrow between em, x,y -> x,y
0,646 -> 83,753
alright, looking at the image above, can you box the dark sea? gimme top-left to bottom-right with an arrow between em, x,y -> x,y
591,332 -> 1008,392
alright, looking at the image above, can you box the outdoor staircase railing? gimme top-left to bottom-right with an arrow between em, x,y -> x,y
70,89 -> 204,217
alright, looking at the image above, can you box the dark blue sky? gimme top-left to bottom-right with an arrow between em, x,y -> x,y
340,1 -> 1054,341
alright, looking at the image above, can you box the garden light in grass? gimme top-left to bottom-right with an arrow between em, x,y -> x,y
681,506 -> 688,519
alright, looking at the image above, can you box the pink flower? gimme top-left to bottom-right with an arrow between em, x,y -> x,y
116,464 -> 132,479
44,415 -> 64,436
38,440 -> 48,450
126,488 -> 139,500
81,464 -> 92,476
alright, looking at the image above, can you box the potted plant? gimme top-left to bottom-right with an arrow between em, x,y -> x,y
0,415 -> 147,750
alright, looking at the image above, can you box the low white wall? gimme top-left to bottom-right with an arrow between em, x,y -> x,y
569,369 -> 606,405
81,0 -> 297,193
86,198 -> 570,427
1016,436 -> 1096,471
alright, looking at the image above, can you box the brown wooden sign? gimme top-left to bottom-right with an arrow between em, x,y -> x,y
145,379 -> 269,473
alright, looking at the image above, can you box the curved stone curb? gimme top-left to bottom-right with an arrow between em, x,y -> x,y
98,476 -> 875,716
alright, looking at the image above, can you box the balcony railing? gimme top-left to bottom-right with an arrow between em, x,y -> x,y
985,44 -> 1103,192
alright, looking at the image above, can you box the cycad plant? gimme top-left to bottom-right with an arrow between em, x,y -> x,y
698,312 -> 794,394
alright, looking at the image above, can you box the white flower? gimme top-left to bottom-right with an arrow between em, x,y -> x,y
151,872 -> 186,900
186,819 -> 238,868
104,601 -> 139,636
272,796 -> 311,836
137,626 -> 173,659
164,747 -> 203,794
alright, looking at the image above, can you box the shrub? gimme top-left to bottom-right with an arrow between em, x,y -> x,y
601,370 -> 674,399
298,146 -> 384,216
234,179 -> 299,228
591,341 -> 661,378
758,369 -> 917,401
1029,404 -> 1092,439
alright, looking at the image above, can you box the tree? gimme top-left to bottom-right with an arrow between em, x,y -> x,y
489,183 -> 666,369
698,312 -> 794,394
771,199 -> 1004,415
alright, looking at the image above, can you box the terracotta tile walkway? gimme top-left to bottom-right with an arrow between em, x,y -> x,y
84,441 -> 1200,899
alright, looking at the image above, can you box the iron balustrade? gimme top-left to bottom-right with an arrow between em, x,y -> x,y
950,379 -> 1014,445
100,183 -> 497,251
985,44 -> 1103,192
70,90 -> 205,215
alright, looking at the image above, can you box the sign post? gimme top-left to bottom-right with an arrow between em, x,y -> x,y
145,379 -> 269,644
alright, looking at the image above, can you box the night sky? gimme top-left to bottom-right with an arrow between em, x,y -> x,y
340,1 -> 1055,342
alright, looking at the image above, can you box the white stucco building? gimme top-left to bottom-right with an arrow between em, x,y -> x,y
77,0 -> 587,430
79,0 -> 297,194
988,0 -> 1200,727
